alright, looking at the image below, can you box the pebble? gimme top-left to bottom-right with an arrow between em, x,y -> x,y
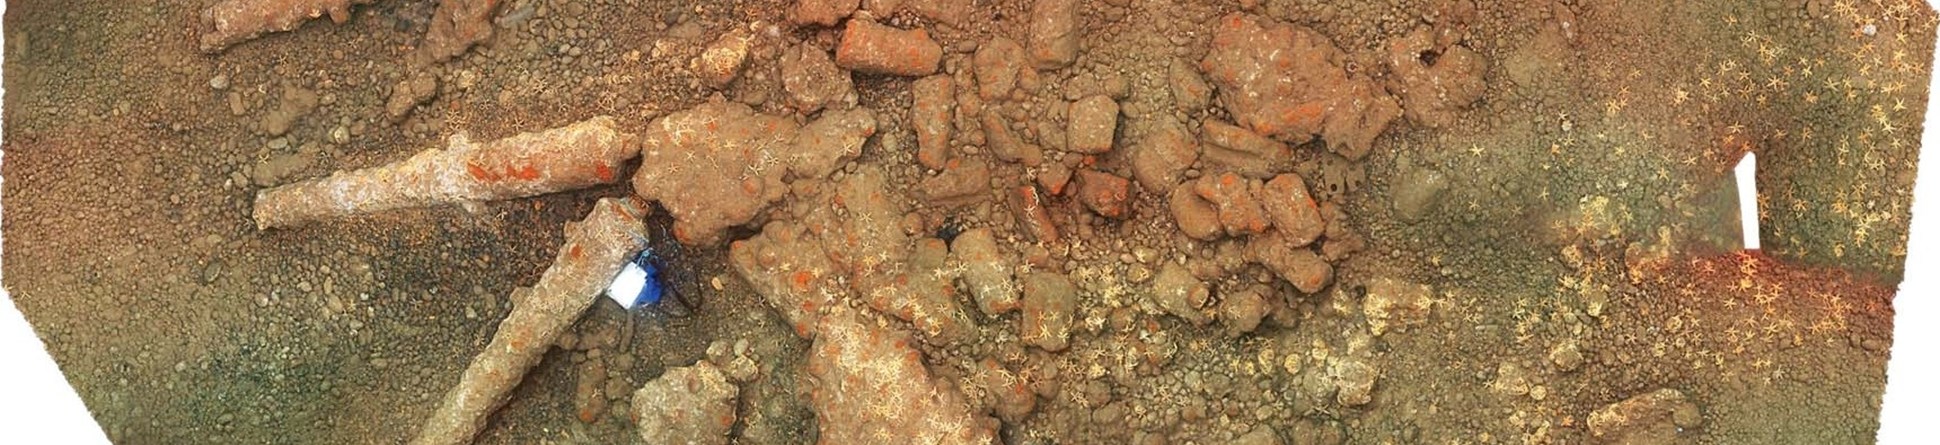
209,74 -> 229,90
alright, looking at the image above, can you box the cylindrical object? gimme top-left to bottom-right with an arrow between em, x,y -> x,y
411,197 -> 649,445
834,20 -> 942,76
252,116 -> 636,230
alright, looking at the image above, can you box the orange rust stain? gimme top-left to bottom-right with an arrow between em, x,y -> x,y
791,271 -> 815,292
569,244 -> 583,260
466,162 -> 495,181
510,163 -> 542,180
594,163 -> 615,182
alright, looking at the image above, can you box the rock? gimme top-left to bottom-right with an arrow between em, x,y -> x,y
731,220 -> 846,338
1199,120 -> 1292,178
780,44 -> 855,112
920,158 -> 992,207
907,0 -> 971,27
1066,95 -> 1119,154
973,37 -> 1027,101
1194,173 -> 1271,236
974,358 -> 1036,422
1021,272 -> 1078,352
1025,0 -> 1079,70
952,228 -> 1021,316
1200,13 -> 1400,159
1009,185 -> 1059,243
790,108 -> 878,179
811,166 -> 910,284
634,102 -> 799,245
574,356 -> 608,424
1234,426 -> 1283,445
911,75 -> 956,169
1386,27 -> 1487,128
1391,165 -> 1448,223
1587,388 -> 1701,445
790,0 -> 858,26
1168,57 -> 1212,112
1490,362 -> 1531,396
696,29 -> 755,89
384,75 -> 436,123
632,361 -> 739,445
415,0 -> 500,65
1327,356 -> 1377,406
1037,161 -> 1073,196
1249,235 -> 1331,294
1128,117 -> 1199,193
1317,201 -> 1364,261
250,150 -> 317,187
1288,417 -> 1347,445
1151,263 -> 1211,326
807,308 -> 997,444
1260,174 -> 1324,247
1169,185 -> 1223,240
836,20 -> 943,76
209,73 -> 230,90
982,109 -> 1044,166
263,85 -> 320,135
1549,340 -> 1584,373
1219,286 -> 1267,336
1073,169 -> 1131,219
1362,277 -> 1433,336
864,238 -> 976,344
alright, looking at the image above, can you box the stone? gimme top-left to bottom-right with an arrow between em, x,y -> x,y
973,37 -> 1027,101
574,356 -> 608,424
1200,13 -> 1400,159
1194,173 -> 1271,236
1169,186 -> 1223,241
806,308 -> 996,444
907,0 -> 971,27
863,238 -> 976,344
632,361 -> 738,445
789,108 -> 879,180
952,228 -> 1021,316
1168,57 -> 1212,112
1327,356 -> 1377,406
634,102 -> 797,245
1363,278 -> 1433,336
920,158 -> 991,208
1021,272 -> 1078,352
1025,0 -> 1079,70
790,0 -> 858,26
1199,120 -> 1292,178
836,20 -> 943,76
1391,165 -> 1448,223
1549,340 -> 1584,373
1073,169 -> 1131,219
1234,426 -> 1283,445
1219,286 -> 1267,336
1249,236 -> 1331,294
1587,388 -> 1701,445
1009,185 -> 1060,244
1152,263 -> 1212,326
780,44 -> 855,112
1386,27 -> 1487,128
911,75 -> 956,170
1128,117 -> 1199,193
1066,95 -> 1119,154
263,85 -> 320,135
983,109 -> 1043,166
384,74 -> 435,122
696,30 -> 754,89
1260,173 -> 1324,247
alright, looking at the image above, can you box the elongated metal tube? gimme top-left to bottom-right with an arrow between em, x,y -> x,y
252,116 -> 636,230
410,197 -> 648,445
